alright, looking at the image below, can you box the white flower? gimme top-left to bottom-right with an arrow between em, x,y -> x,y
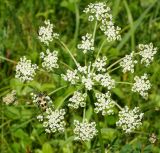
132,74 -> 151,99
92,56 -> 107,72
77,64 -> 87,74
74,119 -> 97,141
41,108 -> 66,133
77,33 -> 94,54
94,73 -> 115,90
95,92 -> 115,115
82,75 -> 94,90
83,2 -> 111,22
15,56 -> 38,82
84,2 -> 121,41
68,91 -> 87,109
38,20 -> 59,45
61,69 -> 79,85
120,52 -> 137,73
103,22 -> 121,41
149,133 -> 157,144
116,106 -> 144,133
138,43 -> 157,66
2,90 -> 16,105
37,115 -> 44,122
40,49 -> 59,71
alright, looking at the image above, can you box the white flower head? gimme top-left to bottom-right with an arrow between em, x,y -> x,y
77,64 -> 87,74
83,2 -> 111,22
132,74 -> 151,99
149,133 -> 157,144
38,20 -> 59,45
2,90 -> 17,105
94,73 -> 115,90
68,91 -> 87,109
120,52 -> 137,73
61,69 -> 79,85
82,75 -> 94,90
77,33 -> 94,54
92,56 -> 107,72
41,108 -> 66,133
116,106 -> 144,133
95,92 -> 115,115
40,49 -> 59,71
138,43 -> 157,66
84,3 -> 121,41
103,23 -> 121,41
74,119 -> 97,141
15,56 -> 38,82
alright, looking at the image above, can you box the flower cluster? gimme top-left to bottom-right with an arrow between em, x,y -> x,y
149,133 -> 157,144
120,52 -> 137,73
84,2 -> 121,41
38,20 -> 59,45
40,49 -> 59,71
138,43 -> 157,66
132,74 -> 151,99
38,108 -> 66,133
77,33 -> 94,54
15,56 -> 38,82
116,106 -> 144,133
68,91 -> 87,109
2,90 -> 17,105
95,92 -> 115,115
74,119 -> 97,141
94,73 -> 115,90
14,1 -> 158,143
62,62 -> 115,91
92,56 -> 107,72
61,69 -> 79,85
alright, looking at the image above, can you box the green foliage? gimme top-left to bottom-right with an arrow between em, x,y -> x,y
1,0 -> 160,153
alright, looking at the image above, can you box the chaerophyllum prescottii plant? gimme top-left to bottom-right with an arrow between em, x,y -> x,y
14,2 -> 158,151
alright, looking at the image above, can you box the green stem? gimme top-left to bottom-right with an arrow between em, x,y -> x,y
59,40 -> 78,67
94,113 -> 105,153
88,91 -> 105,153
113,101 -> 123,110
108,65 -> 121,73
60,61 -> 73,70
116,81 -> 133,85
107,58 -> 124,70
93,21 -> 98,45
83,107 -> 86,122
0,56 -> 17,64
74,2 -> 79,44
91,40 -> 106,73
123,0 -> 135,51
96,39 -> 106,59
48,85 -> 68,96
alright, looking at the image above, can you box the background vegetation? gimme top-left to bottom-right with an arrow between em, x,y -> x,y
0,0 -> 160,152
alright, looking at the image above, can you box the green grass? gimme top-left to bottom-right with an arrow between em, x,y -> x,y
1,0 -> 160,153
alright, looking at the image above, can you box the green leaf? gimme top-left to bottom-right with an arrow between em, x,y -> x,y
101,128 -> 117,140
120,144 -> 133,153
42,143 -> 53,153
54,86 -> 77,108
